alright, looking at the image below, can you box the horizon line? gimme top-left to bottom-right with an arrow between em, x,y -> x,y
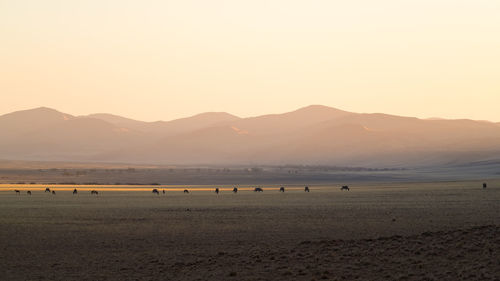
2,105 -> 499,124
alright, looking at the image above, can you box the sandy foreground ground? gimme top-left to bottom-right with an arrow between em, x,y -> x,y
0,182 -> 499,280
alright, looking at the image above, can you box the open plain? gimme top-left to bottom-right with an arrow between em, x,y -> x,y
1,181 -> 499,280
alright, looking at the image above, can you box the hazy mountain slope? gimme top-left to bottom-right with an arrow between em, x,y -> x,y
109,106 -> 356,164
118,109 -> 500,166
0,107 -> 73,135
88,112 -> 240,137
86,113 -> 149,131
3,106 -> 500,166
155,112 -> 241,136
223,105 -> 354,135
0,109 -> 145,161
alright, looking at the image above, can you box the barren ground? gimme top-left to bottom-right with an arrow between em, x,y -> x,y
0,182 -> 499,280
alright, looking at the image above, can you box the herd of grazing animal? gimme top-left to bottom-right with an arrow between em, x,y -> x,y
12,185 -> 338,195
11,182 -> 491,196
12,188 -> 100,196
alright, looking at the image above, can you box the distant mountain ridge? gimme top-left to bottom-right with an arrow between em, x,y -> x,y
2,105 -> 500,167
87,111 -> 240,137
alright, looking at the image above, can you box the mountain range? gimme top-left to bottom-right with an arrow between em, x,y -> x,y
2,105 -> 500,167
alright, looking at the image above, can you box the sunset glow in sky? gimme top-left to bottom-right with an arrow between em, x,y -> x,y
1,0 -> 499,121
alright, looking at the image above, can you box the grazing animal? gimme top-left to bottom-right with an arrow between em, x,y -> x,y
91,190 -> 98,195
14,190 -> 20,195
73,188 -> 78,195
254,187 -> 263,192
27,191 -> 31,195
233,187 -> 238,193
483,183 -> 487,189
215,188 -> 219,194
52,190 -> 56,195
45,188 -> 51,193
152,189 -> 159,195
163,189 -> 165,194
340,185 -> 350,191
304,186 -> 310,192
279,186 -> 285,192
183,189 -> 189,194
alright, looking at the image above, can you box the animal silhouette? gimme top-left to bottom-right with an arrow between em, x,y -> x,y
215,188 -> 219,194
279,187 -> 285,192
233,187 -> 238,193
45,188 -> 51,193
52,190 -> 56,195
254,187 -> 263,192
304,186 -> 310,192
483,183 -> 487,189
163,189 -> 165,194
340,185 -> 350,191
14,190 -> 20,195
184,189 -> 189,193
27,191 -> 31,195
73,188 -> 78,195
91,190 -> 99,195
152,189 -> 159,195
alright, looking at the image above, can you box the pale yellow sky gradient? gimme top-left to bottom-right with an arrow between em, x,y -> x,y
1,0 -> 499,121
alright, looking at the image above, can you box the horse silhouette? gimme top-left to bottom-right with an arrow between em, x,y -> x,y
483,183 -> 487,189
183,189 -> 189,194
152,189 -> 159,195
73,188 -> 78,195
91,190 -> 98,195
45,188 -> 51,193
233,187 -> 238,193
304,186 -> 310,192
279,187 -> 285,192
52,190 -> 56,195
27,191 -> 31,195
254,187 -> 263,192
14,190 -> 20,195
215,188 -> 219,194
340,185 -> 350,191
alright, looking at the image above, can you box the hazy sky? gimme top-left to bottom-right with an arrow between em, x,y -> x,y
1,0 -> 499,121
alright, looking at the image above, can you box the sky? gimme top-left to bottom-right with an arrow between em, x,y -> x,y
1,0 -> 499,122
